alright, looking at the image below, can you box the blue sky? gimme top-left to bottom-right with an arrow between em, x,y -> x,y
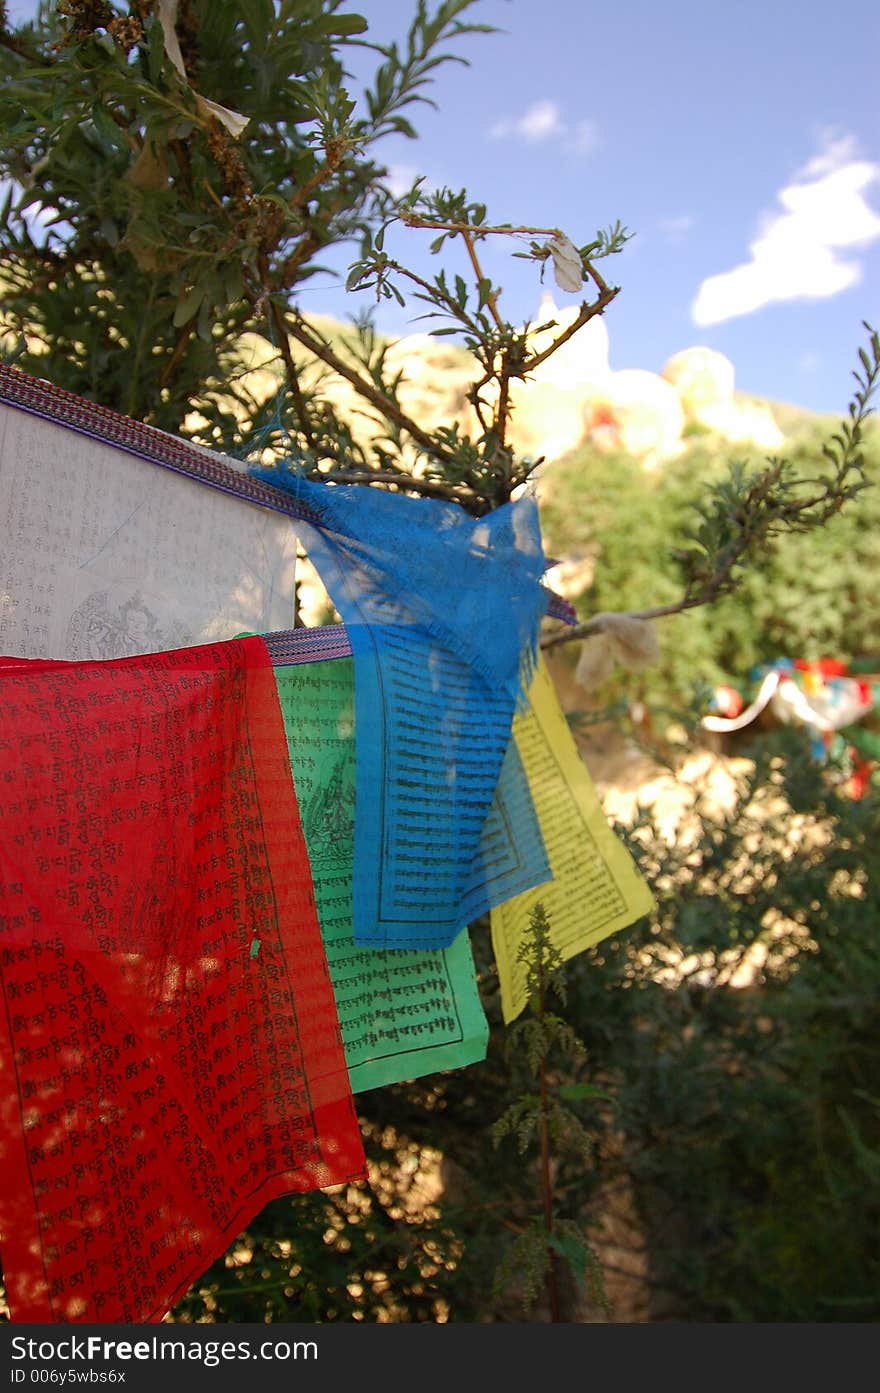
332,0 -> 880,417
7,0 -> 880,416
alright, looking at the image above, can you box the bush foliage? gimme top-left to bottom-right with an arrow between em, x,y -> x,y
161,727 -> 880,1324
540,418 -> 880,708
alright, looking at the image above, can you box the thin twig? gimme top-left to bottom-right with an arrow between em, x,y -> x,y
287,146 -> 344,213
541,598 -> 712,649
524,285 -> 620,374
253,253 -> 318,453
401,215 -> 563,239
308,466 -> 474,505
495,362 -> 511,464
158,322 -> 196,389
276,231 -> 322,290
359,256 -> 484,338
201,177 -> 230,217
541,334 -> 880,652
269,298 -> 317,452
461,228 -> 504,331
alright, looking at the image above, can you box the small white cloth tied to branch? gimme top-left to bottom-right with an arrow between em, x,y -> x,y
157,0 -> 250,137
548,232 -> 584,294
575,613 -> 661,692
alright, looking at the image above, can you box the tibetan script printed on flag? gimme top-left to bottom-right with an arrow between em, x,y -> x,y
0,382 -> 299,659
491,656 -> 656,1022
0,637 -> 364,1323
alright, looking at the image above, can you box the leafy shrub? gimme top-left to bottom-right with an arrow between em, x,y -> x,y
563,727 -> 880,1321
540,421 -> 880,706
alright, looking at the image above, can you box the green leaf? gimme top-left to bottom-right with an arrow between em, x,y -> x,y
223,264 -> 244,305
476,276 -> 493,309
557,1083 -> 612,1103
546,1230 -> 591,1286
90,103 -> 124,151
197,296 -> 214,343
312,12 -> 368,39
239,0 -> 276,43
145,14 -> 167,86
172,284 -> 204,327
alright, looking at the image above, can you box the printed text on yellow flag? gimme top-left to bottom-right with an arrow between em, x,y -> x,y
490,656 -> 655,1022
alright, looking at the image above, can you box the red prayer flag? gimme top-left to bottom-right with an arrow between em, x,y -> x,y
0,636 -> 365,1323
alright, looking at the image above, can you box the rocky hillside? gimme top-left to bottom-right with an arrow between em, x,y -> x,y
220,296 -> 820,482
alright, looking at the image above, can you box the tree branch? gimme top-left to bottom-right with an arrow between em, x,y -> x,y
0,29 -> 42,61
356,255 -> 484,338
461,227 -> 503,331
284,309 -> 462,468
523,285 -> 620,375
249,252 -> 319,453
400,215 -> 564,238
158,321 -> 196,390
541,600 -> 709,650
269,297 -> 317,452
306,466 -> 475,505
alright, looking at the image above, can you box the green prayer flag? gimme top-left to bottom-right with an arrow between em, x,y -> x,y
275,656 -> 489,1092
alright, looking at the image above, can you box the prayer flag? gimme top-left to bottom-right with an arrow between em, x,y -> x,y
275,653 -> 490,1090
490,656 -> 656,1022
251,470 -> 549,950
0,384 -> 299,659
0,637 -> 365,1323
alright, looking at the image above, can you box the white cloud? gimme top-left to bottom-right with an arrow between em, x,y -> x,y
489,100 -> 598,156
490,99 -> 564,143
800,130 -> 859,179
692,135 -> 880,327
383,163 -> 421,197
520,100 -> 564,142
659,214 -> 694,242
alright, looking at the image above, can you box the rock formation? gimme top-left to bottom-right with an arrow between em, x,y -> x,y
219,300 -> 788,484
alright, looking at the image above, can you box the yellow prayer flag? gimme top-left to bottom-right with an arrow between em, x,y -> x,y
490,655 -> 655,1022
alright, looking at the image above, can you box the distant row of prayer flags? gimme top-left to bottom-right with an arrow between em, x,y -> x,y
0,371 -> 654,1323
